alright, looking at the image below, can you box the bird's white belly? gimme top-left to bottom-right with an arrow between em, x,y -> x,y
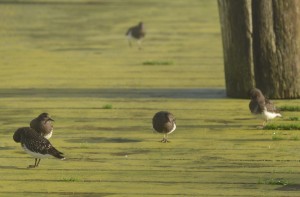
127,32 -> 133,39
22,144 -> 50,159
167,123 -> 176,134
263,110 -> 281,120
44,130 -> 53,139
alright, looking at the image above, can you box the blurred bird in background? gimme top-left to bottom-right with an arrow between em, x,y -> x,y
249,88 -> 282,128
126,21 -> 146,50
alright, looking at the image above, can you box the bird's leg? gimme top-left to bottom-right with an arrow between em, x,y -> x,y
257,120 -> 267,129
262,119 -> 267,127
28,158 -> 39,168
35,159 -> 41,167
128,39 -> 132,47
137,40 -> 142,50
160,134 -> 169,143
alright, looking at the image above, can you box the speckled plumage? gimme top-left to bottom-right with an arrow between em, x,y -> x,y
30,113 -> 54,139
152,111 -> 176,143
13,127 -> 64,168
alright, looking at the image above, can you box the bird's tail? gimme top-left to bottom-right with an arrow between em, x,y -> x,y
49,147 -> 65,160
13,127 -> 26,143
125,28 -> 131,36
263,110 -> 282,120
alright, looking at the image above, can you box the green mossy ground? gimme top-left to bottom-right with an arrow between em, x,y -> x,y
1,1 -> 300,196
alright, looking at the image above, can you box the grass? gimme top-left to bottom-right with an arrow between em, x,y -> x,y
264,124 -> 300,130
279,106 -> 300,111
271,134 -> 299,141
1,0 -> 300,196
142,60 -> 174,66
61,177 -> 82,182
272,134 -> 285,141
290,136 -> 299,141
258,178 -> 290,186
288,117 -> 299,121
102,104 -> 113,109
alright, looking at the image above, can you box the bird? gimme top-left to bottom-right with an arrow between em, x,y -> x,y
249,88 -> 282,127
152,111 -> 176,143
30,113 -> 54,139
125,21 -> 146,50
13,127 -> 65,168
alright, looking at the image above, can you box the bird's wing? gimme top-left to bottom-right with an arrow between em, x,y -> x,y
23,129 -> 52,154
23,128 -> 64,158
265,99 -> 279,113
30,118 -> 41,132
249,99 -> 265,114
167,113 -> 175,123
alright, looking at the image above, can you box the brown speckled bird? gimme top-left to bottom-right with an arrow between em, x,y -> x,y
13,127 -> 65,168
152,111 -> 176,143
30,113 -> 54,139
249,88 -> 282,127
126,22 -> 145,50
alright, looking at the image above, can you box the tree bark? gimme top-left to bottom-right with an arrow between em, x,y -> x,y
218,0 -> 254,98
252,0 -> 300,98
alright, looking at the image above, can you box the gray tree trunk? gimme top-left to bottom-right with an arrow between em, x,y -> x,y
252,0 -> 300,98
218,0 -> 254,98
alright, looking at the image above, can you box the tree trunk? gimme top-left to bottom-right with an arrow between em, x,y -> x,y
252,0 -> 300,98
218,0 -> 254,98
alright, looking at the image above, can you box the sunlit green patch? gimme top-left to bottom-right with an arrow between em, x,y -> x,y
279,106 -> 300,111
258,178 -> 290,186
142,61 -> 174,66
102,104 -> 113,109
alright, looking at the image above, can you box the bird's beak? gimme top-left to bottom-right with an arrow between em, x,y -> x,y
49,117 -> 55,122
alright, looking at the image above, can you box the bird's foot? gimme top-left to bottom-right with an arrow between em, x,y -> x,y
27,165 -> 37,169
256,125 -> 265,129
160,138 -> 170,143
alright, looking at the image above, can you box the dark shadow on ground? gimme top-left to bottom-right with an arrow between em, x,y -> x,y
0,88 -> 226,99
0,146 -> 15,151
0,165 -> 24,170
276,184 -> 300,191
0,192 -> 113,197
65,137 -> 142,144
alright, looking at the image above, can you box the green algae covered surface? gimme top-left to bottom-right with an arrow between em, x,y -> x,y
1,1 -> 300,196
